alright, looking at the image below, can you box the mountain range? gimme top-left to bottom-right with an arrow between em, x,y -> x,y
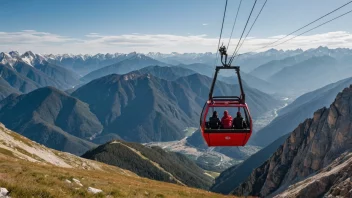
0,65 -> 281,158
3,46 -> 351,98
249,47 -> 352,96
80,54 -> 169,83
45,52 -> 135,75
73,71 -> 281,143
0,51 -> 80,100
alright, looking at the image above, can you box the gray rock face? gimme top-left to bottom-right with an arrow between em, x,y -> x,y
233,85 -> 352,197
275,152 -> 352,198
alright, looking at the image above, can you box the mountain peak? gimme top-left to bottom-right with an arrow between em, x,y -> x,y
0,52 -> 17,66
316,46 -> 329,50
28,86 -> 67,98
0,52 -> 9,58
22,51 -> 35,57
20,51 -> 48,66
20,51 -> 36,66
9,51 -> 20,58
129,53 -> 150,60
267,48 -> 279,52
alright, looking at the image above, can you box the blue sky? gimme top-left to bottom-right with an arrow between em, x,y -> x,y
1,0 -> 352,54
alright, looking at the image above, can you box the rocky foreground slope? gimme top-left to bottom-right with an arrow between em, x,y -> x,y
233,85 -> 352,197
0,123 -> 233,198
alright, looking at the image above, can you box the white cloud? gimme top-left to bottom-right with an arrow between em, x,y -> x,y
1,30 -> 352,54
202,23 -> 208,26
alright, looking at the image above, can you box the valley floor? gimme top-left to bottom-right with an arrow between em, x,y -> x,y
253,97 -> 291,133
144,136 -> 242,173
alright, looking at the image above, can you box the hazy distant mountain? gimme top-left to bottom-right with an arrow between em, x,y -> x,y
146,49 -> 303,72
268,56 -> 344,95
147,52 -> 216,65
129,65 -> 196,80
250,54 -> 311,80
246,48 -> 352,96
45,52 -> 135,75
303,46 -> 352,59
220,72 -> 278,94
234,48 -> 304,72
82,140 -> 213,190
251,77 -> 352,147
81,54 -> 168,83
0,87 -> 100,155
176,63 -> 214,77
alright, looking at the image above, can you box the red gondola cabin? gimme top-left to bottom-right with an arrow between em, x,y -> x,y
199,66 -> 253,147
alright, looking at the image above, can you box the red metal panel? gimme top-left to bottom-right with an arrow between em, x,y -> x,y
208,133 -> 248,146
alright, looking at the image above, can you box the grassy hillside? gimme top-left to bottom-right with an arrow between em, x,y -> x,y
0,155 -> 236,198
0,123 -> 236,198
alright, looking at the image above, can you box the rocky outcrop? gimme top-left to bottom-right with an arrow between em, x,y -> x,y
233,85 -> 352,197
210,134 -> 289,194
275,152 -> 352,198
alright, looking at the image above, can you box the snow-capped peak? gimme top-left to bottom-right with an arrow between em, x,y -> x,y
45,54 -> 57,60
0,52 -> 17,67
9,51 -> 20,58
21,51 -> 36,66
20,51 -> 47,66
22,51 -> 35,58
35,54 -> 47,64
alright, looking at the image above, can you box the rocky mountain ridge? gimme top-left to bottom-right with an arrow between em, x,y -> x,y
233,85 -> 352,197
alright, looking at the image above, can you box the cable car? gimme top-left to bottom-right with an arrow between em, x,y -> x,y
200,65 -> 253,147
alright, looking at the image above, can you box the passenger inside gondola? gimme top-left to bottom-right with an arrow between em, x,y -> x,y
233,111 -> 247,129
208,111 -> 221,129
221,110 -> 233,129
